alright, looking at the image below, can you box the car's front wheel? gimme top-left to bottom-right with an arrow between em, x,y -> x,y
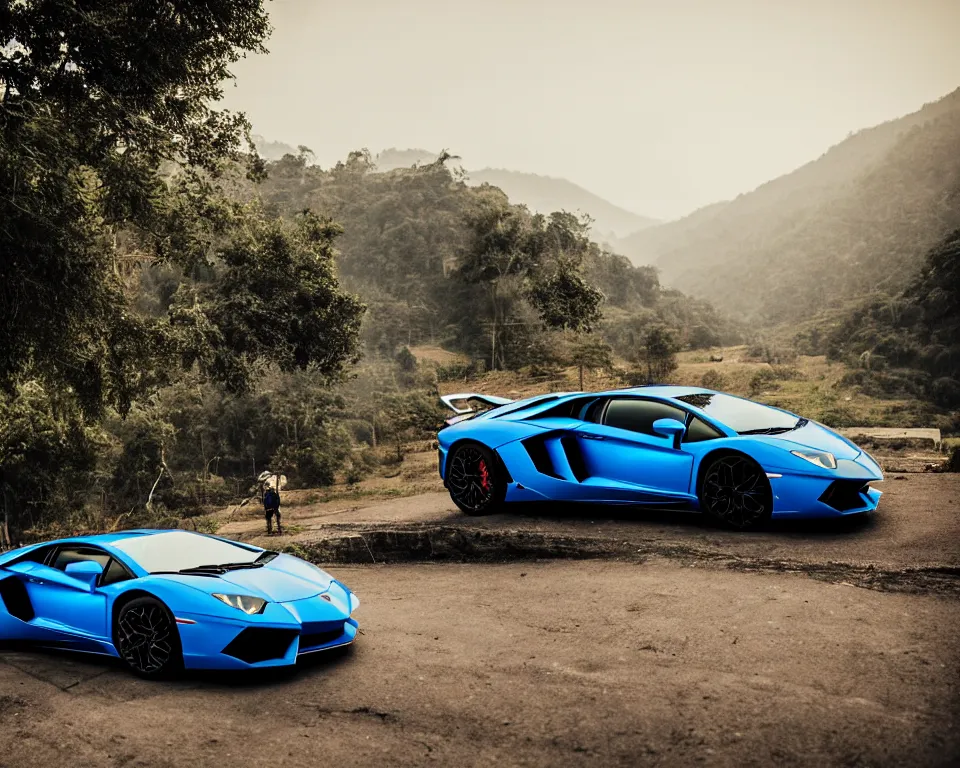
114,596 -> 183,679
699,453 -> 772,530
446,442 -> 506,515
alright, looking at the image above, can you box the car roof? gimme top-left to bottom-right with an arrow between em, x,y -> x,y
46,529 -> 182,547
597,385 -> 714,400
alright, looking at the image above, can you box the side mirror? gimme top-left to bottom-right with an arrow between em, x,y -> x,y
65,560 -> 104,592
652,418 -> 687,450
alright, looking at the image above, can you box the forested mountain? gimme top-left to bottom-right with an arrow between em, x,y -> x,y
617,88 -> 960,325
255,149 -> 733,368
822,229 -> 960,409
374,148 -> 658,238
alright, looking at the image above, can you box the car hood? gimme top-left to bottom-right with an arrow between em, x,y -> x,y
168,554 -> 336,603
767,420 -> 862,460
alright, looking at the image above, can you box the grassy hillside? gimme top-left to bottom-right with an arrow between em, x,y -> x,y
617,88 -> 960,325
428,344 -> 947,434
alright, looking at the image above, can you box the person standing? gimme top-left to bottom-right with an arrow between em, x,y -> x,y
263,483 -> 282,535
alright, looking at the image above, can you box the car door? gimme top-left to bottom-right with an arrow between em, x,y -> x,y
574,397 -> 696,501
10,546 -> 112,640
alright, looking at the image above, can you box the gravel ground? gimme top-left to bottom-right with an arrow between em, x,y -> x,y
2,473 -> 959,767
1,561 -> 958,767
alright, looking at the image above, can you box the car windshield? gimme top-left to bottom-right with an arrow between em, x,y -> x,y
674,393 -> 801,434
110,531 -> 263,574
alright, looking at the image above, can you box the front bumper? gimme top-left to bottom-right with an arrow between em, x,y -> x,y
176,590 -> 359,670
767,459 -> 883,518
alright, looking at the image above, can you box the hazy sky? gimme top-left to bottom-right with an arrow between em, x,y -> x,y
221,0 -> 960,220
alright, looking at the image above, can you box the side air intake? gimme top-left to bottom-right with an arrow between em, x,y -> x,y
0,577 -> 35,622
560,436 -> 589,482
521,436 -> 562,479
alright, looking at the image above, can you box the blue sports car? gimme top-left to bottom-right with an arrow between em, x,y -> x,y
437,386 -> 883,529
0,530 -> 359,677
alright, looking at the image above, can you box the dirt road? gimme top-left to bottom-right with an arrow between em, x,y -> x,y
220,473 -> 960,573
2,473 -> 959,767
1,561 -> 958,767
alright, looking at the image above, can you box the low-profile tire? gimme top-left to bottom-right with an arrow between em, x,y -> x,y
446,442 -> 507,516
113,596 -> 183,679
698,453 -> 773,530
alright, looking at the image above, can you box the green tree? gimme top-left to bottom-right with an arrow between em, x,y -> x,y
456,194 -> 533,370
0,383 -> 101,543
1,1 -> 364,419
638,326 -> 679,383
1,0 -> 273,413
183,210 -> 366,394
567,334 -> 615,391
527,259 -> 604,334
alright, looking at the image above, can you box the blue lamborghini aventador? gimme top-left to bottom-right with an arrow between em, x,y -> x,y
0,530 -> 359,677
437,387 -> 883,529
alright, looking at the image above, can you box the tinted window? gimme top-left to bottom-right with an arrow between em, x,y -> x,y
530,396 -> 596,420
582,398 -> 607,423
683,416 -> 723,443
111,531 -> 261,573
100,559 -> 133,587
675,393 -> 799,433
7,545 -> 53,566
52,547 -> 110,571
603,399 -> 686,436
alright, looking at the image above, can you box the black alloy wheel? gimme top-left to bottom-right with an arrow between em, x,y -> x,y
700,454 -> 773,530
114,596 -> 182,678
447,443 -> 504,515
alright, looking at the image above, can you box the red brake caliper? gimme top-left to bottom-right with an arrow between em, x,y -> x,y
478,459 -> 491,492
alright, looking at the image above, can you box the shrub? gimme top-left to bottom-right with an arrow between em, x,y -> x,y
435,361 -> 482,382
945,446 -> 960,473
746,342 -> 797,365
931,377 -> 960,409
700,369 -> 727,390
818,406 -> 857,428
749,369 -> 779,395
770,365 -> 804,381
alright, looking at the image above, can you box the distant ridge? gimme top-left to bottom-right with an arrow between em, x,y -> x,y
375,148 -> 658,239
252,135 -> 300,162
615,87 -> 960,325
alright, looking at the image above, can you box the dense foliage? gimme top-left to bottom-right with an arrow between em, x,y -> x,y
822,230 -> 960,410
0,1 -> 369,542
254,148 -> 737,369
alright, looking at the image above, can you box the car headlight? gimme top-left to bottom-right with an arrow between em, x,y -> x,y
212,593 -> 267,615
790,449 -> 837,470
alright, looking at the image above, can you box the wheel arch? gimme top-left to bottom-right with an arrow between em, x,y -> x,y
694,447 -> 767,497
443,438 -> 513,483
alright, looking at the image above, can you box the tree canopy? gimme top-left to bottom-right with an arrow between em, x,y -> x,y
1,0 -> 363,417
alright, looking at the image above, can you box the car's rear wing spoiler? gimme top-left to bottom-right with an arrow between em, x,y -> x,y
439,393 -> 514,426
439,393 -> 514,415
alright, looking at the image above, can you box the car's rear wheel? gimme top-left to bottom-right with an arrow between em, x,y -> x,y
699,454 -> 772,530
447,442 -> 506,515
114,596 -> 183,679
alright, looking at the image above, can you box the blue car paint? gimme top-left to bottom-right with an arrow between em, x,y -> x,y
0,530 -> 359,670
438,386 -> 883,518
